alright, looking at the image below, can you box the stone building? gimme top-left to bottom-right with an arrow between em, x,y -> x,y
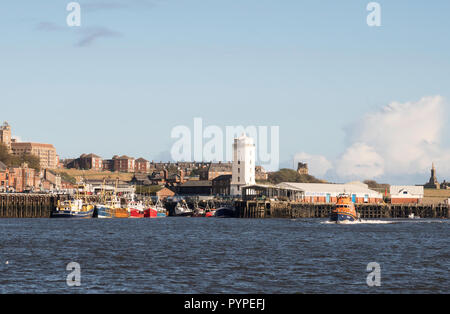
297,162 -> 308,175
0,121 -> 12,151
255,166 -> 268,181
424,163 -> 440,189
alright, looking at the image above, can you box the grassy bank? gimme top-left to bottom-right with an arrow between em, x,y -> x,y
53,169 -> 134,182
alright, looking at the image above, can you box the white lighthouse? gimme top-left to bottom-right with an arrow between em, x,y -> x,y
230,134 -> 256,196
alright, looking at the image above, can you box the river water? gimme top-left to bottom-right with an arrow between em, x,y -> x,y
0,218 -> 448,293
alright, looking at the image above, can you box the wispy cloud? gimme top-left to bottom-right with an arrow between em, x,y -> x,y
76,27 -> 122,47
35,22 -> 121,47
35,22 -> 66,32
80,0 -> 158,12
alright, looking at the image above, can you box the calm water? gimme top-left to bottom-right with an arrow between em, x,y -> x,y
0,218 -> 448,293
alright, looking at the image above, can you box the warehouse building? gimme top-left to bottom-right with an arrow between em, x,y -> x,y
276,182 -> 383,204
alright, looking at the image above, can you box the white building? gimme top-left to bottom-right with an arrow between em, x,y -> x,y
276,182 -> 383,203
230,134 -> 256,196
390,186 -> 424,204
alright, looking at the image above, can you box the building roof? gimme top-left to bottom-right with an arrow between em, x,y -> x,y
209,162 -> 232,172
390,185 -> 424,197
0,160 -> 7,171
135,158 -> 149,163
11,142 -> 55,148
179,180 -> 212,187
81,153 -> 102,159
277,182 -> 382,197
212,174 -> 232,182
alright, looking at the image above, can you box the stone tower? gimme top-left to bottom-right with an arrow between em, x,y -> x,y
0,121 -> 12,151
297,162 -> 308,175
424,163 -> 440,189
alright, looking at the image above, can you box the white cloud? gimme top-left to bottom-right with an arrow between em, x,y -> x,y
293,152 -> 332,177
335,143 -> 384,179
337,96 -> 450,179
293,96 -> 450,182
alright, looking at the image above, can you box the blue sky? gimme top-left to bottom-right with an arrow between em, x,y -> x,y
1,0 -> 449,183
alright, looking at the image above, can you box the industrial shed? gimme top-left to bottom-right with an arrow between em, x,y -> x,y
277,182 -> 383,204
242,184 -> 304,202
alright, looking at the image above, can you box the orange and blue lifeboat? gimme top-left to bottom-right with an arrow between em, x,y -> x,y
330,193 -> 359,222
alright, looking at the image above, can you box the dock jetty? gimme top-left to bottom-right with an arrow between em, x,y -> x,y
234,201 -> 449,219
0,193 -> 97,218
0,193 -> 448,219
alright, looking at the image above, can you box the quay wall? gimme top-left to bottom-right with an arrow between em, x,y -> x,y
235,201 -> 449,219
1,193 -> 448,219
0,194 -> 98,218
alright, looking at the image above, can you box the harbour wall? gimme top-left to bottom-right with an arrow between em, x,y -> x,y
1,193 -> 448,219
0,194 -> 97,218
235,201 -> 450,219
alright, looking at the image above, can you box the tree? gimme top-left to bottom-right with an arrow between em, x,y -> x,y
268,168 -> 326,184
0,143 -> 41,172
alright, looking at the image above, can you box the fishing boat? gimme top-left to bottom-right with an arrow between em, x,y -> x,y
127,200 -> 145,218
52,184 -> 94,218
205,208 -> 216,217
329,193 -> 360,223
214,206 -> 236,218
144,199 -> 167,218
174,200 -> 193,217
95,195 -> 122,218
94,179 -> 126,218
192,206 -> 206,217
52,199 -> 95,218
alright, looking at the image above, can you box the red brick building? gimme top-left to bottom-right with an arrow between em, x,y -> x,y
0,161 -> 13,192
9,163 -> 40,192
112,155 -> 135,173
135,158 -> 150,173
67,153 -> 103,171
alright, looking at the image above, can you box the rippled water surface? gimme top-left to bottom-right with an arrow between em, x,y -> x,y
0,218 -> 448,293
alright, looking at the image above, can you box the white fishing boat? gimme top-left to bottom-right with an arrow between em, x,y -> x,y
174,200 -> 193,217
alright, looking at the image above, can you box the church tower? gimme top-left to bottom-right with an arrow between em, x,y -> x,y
424,163 -> 440,189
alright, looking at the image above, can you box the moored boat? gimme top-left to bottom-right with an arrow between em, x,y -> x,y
329,193 -> 360,223
95,204 -> 114,218
127,201 -> 145,218
51,199 -> 95,218
214,206 -> 236,218
174,200 -> 193,217
144,200 -> 167,218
